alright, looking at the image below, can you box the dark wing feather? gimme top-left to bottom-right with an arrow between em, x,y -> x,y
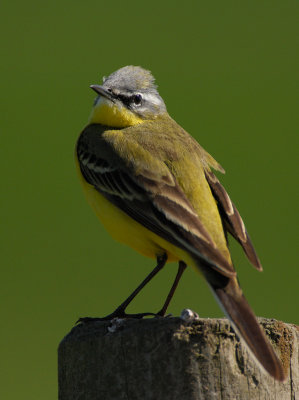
77,140 -> 235,277
205,169 -> 262,271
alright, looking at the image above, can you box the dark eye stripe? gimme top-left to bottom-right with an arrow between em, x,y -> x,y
117,94 -> 131,106
116,93 -> 142,108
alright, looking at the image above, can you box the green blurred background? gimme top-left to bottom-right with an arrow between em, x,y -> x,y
1,0 -> 298,398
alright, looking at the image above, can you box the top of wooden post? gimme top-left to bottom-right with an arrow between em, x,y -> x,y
58,316 -> 298,400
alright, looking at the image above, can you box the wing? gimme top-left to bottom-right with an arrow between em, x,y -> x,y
204,169 -> 262,271
77,128 -> 236,278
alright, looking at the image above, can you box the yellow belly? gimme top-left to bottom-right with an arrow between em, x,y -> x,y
76,159 -> 194,266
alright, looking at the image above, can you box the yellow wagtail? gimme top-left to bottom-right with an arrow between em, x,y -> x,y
75,66 -> 285,381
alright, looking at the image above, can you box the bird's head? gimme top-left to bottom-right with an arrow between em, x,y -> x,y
89,66 -> 167,127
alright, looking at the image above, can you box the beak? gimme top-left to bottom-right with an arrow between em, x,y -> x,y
90,85 -> 115,102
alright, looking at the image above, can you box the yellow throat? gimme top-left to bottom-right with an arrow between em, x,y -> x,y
89,97 -> 144,127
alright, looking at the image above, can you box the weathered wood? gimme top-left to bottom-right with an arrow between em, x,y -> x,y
58,316 -> 298,399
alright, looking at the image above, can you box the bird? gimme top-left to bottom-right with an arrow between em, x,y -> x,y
75,65 -> 285,381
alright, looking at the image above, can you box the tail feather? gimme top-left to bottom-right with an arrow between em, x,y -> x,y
210,279 -> 286,381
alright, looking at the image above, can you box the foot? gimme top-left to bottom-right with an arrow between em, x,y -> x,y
76,308 -> 157,324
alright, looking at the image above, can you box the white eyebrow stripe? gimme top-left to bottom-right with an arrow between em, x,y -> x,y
143,92 -> 163,106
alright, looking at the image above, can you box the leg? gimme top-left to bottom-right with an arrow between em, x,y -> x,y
77,253 -> 167,323
156,261 -> 187,316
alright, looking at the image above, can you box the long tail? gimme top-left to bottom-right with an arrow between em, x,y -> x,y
207,275 -> 286,381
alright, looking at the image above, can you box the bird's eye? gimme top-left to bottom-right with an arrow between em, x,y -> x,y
132,94 -> 142,105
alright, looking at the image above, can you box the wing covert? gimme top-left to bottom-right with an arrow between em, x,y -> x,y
77,133 -> 236,278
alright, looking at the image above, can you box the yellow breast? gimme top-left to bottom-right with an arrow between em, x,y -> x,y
75,156 -> 197,265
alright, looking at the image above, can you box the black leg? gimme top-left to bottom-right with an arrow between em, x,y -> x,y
156,261 -> 187,316
77,253 -> 168,323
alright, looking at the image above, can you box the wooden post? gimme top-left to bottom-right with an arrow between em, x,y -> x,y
58,316 -> 298,399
